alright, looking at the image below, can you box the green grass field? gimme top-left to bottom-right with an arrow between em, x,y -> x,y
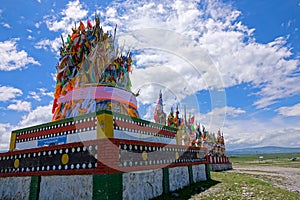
154,172 -> 300,200
230,153 -> 300,168
153,153 -> 300,200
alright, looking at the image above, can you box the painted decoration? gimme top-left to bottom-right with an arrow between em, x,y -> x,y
52,16 -> 138,121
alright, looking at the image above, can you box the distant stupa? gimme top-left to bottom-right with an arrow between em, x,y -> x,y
153,91 -> 166,124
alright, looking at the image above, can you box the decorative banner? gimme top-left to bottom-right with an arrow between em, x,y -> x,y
52,17 -> 136,121
38,135 -> 67,147
57,86 -> 138,109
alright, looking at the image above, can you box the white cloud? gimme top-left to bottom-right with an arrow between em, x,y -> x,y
39,88 -> 54,98
19,104 -> 53,128
205,106 -> 245,118
34,37 -> 61,53
0,123 -> 12,151
194,106 -> 245,133
35,21 -> 42,28
27,35 -> 34,40
0,38 -> 40,71
36,0 -> 89,53
51,72 -> 57,82
0,86 -> 23,102
101,0 -> 299,109
276,103 -> 300,117
142,103 -> 156,121
7,100 -> 31,112
1,22 -> 11,29
27,88 -> 54,101
106,7 -> 117,18
0,103 -> 52,151
45,0 -> 88,32
120,29 -> 223,107
223,117 -> 300,149
28,91 -> 41,101
287,20 -> 292,27
0,10 -> 8,30
190,106 -> 300,149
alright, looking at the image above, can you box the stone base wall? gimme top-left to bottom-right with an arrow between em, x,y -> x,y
209,163 -> 233,171
0,164 -> 208,200
0,176 -> 31,200
39,175 -> 93,200
169,166 -> 190,192
192,164 -> 207,182
121,164 -> 208,199
123,169 -> 163,199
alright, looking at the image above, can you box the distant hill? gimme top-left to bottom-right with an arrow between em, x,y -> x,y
227,146 -> 300,155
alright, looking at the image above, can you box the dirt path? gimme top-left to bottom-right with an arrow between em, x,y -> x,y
232,166 -> 300,194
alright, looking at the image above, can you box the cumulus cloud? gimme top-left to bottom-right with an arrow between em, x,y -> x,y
100,0 -> 299,109
18,104 -> 53,128
0,123 -> 12,151
37,0 -> 299,110
35,21 -> 42,29
1,22 -> 11,29
119,29 -> 223,108
36,0 -> 89,53
34,37 -> 62,53
204,106 -> 245,119
27,35 -> 34,40
45,0 -> 88,32
192,106 -> 245,133
152,103 -> 297,149
27,88 -> 54,102
223,117 -> 300,149
190,106 -> 300,149
0,86 -> 23,102
0,104 -> 52,151
276,103 -> 300,117
7,100 -> 31,112
0,38 -> 40,71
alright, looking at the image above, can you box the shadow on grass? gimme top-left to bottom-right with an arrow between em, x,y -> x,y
152,179 -> 221,200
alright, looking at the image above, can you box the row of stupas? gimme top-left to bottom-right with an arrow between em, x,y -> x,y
0,14 -> 231,200
50,14 -> 226,156
153,91 -> 226,156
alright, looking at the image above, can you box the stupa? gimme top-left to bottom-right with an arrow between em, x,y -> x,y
52,16 -> 139,122
0,15 -> 231,200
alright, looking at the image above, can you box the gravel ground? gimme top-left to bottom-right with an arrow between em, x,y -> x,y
232,166 -> 300,194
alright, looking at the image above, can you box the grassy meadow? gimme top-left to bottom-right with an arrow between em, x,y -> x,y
230,153 -> 300,168
153,153 -> 300,200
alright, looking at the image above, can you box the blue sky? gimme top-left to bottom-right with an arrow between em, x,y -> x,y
0,0 -> 300,151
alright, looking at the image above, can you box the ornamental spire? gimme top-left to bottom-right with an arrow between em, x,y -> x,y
154,91 -> 166,124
